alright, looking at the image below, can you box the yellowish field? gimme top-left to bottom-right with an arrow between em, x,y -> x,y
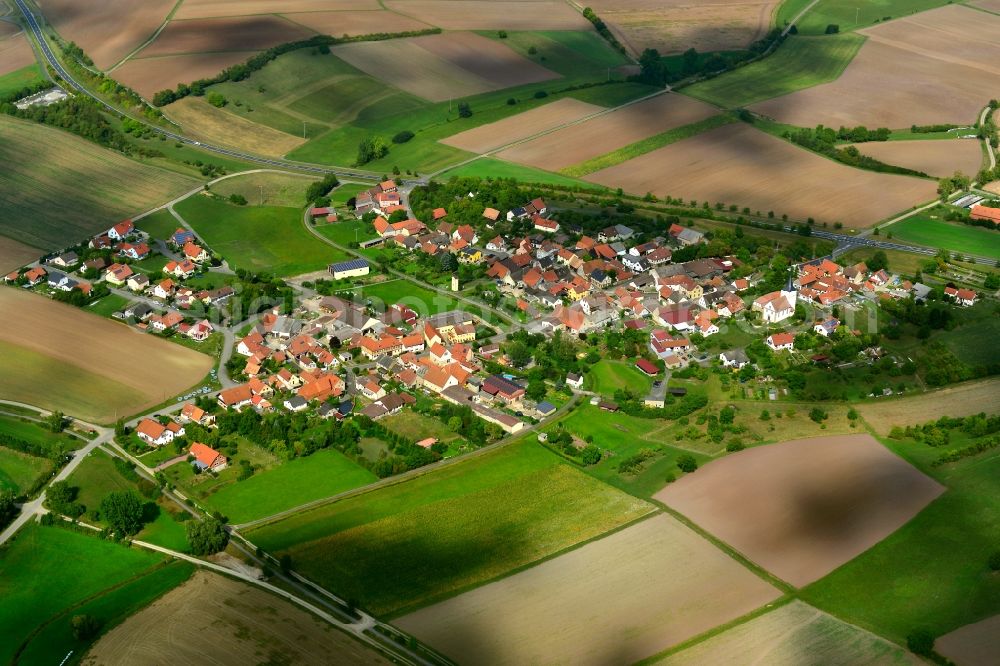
583,123 -> 937,228
114,51 -> 259,98
164,96 -> 306,157
937,615 -> 1000,666
385,0 -> 590,30
36,0 -> 175,69
441,97 -> 604,153
753,5 -> 1000,128
211,171 -> 318,207
0,31 -> 35,77
857,378 -> 1000,435
174,0 -> 380,20
654,600 -> 920,665
586,0 -> 779,55
496,93 -> 718,171
283,9 -> 431,36
847,139 -> 985,178
135,16 -> 314,58
396,513 -> 779,665
0,289 -> 212,423
0,236 -> 41,274
332,32 -> 558,102
656,435 -> 944,587
84,571 -> 390,665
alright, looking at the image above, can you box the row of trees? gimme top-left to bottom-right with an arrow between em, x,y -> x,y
784,126 -> 925,177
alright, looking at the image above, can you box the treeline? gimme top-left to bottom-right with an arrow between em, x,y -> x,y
891,413 -> 1000,466
306,173 -> 340,205
354,416 -> 441,478
784,126 -> 927,177
911,123 -> 958,134
581,7 -> 628,56
635,29 -> 783,87
151,28 -> 443,106
0,430 -> 73,459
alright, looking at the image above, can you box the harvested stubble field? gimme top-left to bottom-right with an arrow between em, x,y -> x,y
857,378 -> 1000,435
654,600 -> 920,665
0,31 -> 35,77
496,93 -> 718,172
332,32 -> 558,102
35,0 -> 175,69
85,571 -> 390,666
657,434 -> 944,587
281,9 -> 431,36
441,97 -> 603,153
385,0 -> 590,30
397,513 -> 779,666
211,171 -> 317,208
164,96 -> 306,156
847,139 -> 985,178
585,0 -> 779,55
173,0 -> 379,20
752,5 -> 1000,128
134,15 -> 314,58
114,51 -> 259,98
0,115 -> 198,249
0,289 -> 212,422
583,123 -> 937,228
936,615 -> 1000,666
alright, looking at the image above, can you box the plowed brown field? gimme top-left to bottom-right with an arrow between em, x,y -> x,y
0,236 -> 41,274
583,123 -> 937,228
937,615 -> 1000,666
586,0 -> 779,55
84,571 -> 390,666
174,0 -> 379,20
0,32 -> 35,77
397,514 -> 779,665
752,5 -> 1000,128
114,51 -> 259,98
846,139 -> 985,178
135,16 -> 314,58
442,98 -> 604,153
36,0 -> 175,69
496,93 -> 717,171
284,10 -> 431,36
332,32 -> 557,102
385,0 -> 590,30
656,434 -> 945,587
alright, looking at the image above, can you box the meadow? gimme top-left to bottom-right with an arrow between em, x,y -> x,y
211,171 -> 317,208
887,213 -> 1000,260
0,63 -> 44,97
681,34 -> 864,108
0,448 -> 52,496
355,280 -> 465,316
174,195 -> 348,276
779,0 -> 952,35
0,116 -> 198,250
246,440 -> 653,616
382,409 -> 465,446
588,359 -> 654,395
801,433 -> 1000,643
0,523 -> 192,665
438,158 -> 597,188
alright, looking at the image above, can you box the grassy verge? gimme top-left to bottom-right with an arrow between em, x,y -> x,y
438,157 -> 603,189
562,114 -> 734,177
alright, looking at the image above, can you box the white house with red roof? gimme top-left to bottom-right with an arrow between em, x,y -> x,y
136,418 -> 174,446
766,332 -> 796,351
944,286 -> 977,307
108,220 -> 134,241
190,442 -> 227,471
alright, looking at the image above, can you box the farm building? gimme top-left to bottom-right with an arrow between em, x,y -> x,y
329,259 -> 370,280
635,358 -> 660,376
970,204 -> 1000,225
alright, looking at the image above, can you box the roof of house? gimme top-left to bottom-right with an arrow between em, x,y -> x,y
190,442 -> 223,467
136,418 -> 167,440
635,358 -> 659,375
330,258 -> 369,272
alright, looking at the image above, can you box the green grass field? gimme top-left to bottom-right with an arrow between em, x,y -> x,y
682,34 -> 865,108
202,448 -> 377,524
0,414 -> 80,455
485,30 -> 631,77
779,0 -> 952,35
86,293 -> 130,318
0,340 -> 142,424
382,409 -> 465,445
802,435 -> 1000,643
0,115 -> 198,250
355,279 -> 464,316
0,63 -> 45,98
174,194 -> 348,276
316,218 -> 378,247
440,157 -> 606,188
588,359 -> 654,396
211,171 -> 318,208
135,209 -> 179,240
887,212 -> 1000,260
0,447 -> 52,495
247,440 -> 652,616
0,523 -> 192,665
562,115 -> 734,177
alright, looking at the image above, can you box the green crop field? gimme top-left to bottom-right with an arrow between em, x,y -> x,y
588,359 -> 654,395
211,171 -> 318,208
485,30 -> 631,78
174,195 -> 349,276
682,34 -> 865,108
0,116 -> 199,250
202,448 -> 377,524
802,435 -> 1000,643
135,209 -> 179,241
440,157 -> 603,188
887,213 -> 1000,260
247,440 -> 653,616
0,447 -> 52,495
0,523 -> 192,665
778,0 -> 952,35
0,415 -> 80,455
0,63 -> 45,98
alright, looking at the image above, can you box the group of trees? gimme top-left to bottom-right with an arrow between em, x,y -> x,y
937,171 -> 972,199
356,136 -> 389,166
354,416 -> 442,478
306,173 -> 340,206
785,126 -> 925,177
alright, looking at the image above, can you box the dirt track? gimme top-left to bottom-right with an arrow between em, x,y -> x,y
397,513 -> 779,665
656,434 -> 945,587
84,571 -> 390,666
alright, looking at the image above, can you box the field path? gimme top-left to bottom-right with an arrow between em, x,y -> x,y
782,0 -> 821,36
981,105 -> 996,171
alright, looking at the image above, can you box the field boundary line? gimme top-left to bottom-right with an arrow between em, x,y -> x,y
106,0 -> 185,72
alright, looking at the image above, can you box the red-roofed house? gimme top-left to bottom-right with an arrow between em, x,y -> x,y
635,358 -> 659,376
108,220 -> 134,240
766,332 -> 796,351
136,418 -> 173,446
190,442 -> 227,471
970,205 -> 1000,225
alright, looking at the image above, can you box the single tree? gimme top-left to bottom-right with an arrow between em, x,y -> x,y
186,518 -> 230,556
100,490 -> 145,536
